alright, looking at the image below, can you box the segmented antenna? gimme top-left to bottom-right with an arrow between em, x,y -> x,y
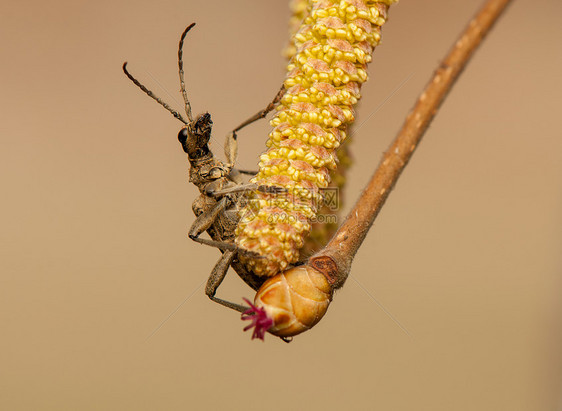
122,62 -> 189,125
178,23 -> 196,123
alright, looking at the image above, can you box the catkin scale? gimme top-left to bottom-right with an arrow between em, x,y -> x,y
236,0 -> 397,277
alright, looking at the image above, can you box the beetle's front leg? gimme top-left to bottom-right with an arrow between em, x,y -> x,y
224,85 -> 286,166
207,183 -> 288,198
188,196 -> 261,256
205,250 -> 250,313
188,197 -> 236,251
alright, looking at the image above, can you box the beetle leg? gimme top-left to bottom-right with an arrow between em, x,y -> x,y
191,236 -> 264,259
188,198 -> 237,250
205,250 -> 250,313
188,197 -> 264,257
231,85 -> 286,135
188,197 -> 228,238
207,183 -> 258,197
190,236 -> 239,251
208,183 -> 288,197
228,169 -> 258,184
235,169 -> 259,175
224,85 -> 286,166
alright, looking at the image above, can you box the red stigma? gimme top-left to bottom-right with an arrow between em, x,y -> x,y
241,298 -> 274,341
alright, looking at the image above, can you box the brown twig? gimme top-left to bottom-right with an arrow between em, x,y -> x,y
308,0 -> 514,289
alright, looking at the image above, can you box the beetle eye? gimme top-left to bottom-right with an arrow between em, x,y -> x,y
178,127 -> 188,144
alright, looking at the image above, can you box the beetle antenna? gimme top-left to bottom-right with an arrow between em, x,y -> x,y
122,62 -> 189,125
178,23 -> 196,123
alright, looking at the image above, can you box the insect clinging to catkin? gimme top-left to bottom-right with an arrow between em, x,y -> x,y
123,0 -> 399,343
123,23 -> 288,313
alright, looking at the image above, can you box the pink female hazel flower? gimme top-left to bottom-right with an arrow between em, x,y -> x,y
241,298 -> 274,341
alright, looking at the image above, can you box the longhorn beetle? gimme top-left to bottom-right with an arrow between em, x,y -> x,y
123,23 -> 285,313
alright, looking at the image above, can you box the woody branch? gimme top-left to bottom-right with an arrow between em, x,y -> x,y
309,0 -> 514,286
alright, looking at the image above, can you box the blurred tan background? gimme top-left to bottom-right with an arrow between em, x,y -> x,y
1,0 -> 561,409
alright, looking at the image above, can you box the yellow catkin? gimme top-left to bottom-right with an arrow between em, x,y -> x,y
284,0 -> 313,59
286,2 -> 352,258
236,0 -> 397,276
